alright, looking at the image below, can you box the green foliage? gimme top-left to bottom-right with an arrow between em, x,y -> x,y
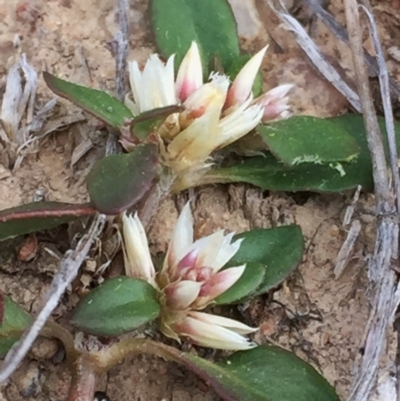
257,116 -> 360,165
0,202 -> 96,242
216,226 -> 304,304
71,277 -> 161,337
0,294 -> 32,357
43,72 -> 134,128
86,144 -> 159,214
183,345 -> 340,401
197,114 -> 400,192
151,0 -> 240,72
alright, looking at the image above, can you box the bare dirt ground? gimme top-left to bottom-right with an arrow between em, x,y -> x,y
0,0 -> 400,400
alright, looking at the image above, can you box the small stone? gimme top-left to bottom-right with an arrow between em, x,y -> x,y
30,337 -> 59,359
13,362 -> 41,398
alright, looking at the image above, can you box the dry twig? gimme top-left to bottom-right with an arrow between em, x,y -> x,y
300,0 -> 400,99
106,0 -> 130,156
342,2 -> 400,401
0,215 -> 105,383
0,0 -> 132,387
267,0 -> 362,111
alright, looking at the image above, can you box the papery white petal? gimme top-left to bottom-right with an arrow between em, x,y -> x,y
128,61 -> 144,111
124,93 -> 140,116
165,202 -> 194,275
255,84 -> 293,121
128,55 -> 177,114
184,73 -> 229,115
190,311 -> 258,334
122,213 -> 155,281
164,280 -> 202,310
261,83 -> 294,101
176,42 -> 203,102
218,99 -> 263,149
212,234 -> 243,272
225,45 -> 268,109
195,265 -> 246,307
190,230 -> 226,269
167,107 -> 221,172
178,313 -> 257,350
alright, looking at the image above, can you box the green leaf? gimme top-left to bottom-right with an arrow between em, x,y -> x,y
150,0 -> 239,72
43,72 -> 134,128
87,144 -> 159,214
0,202 -> 96,242
202,154 -> 371,192
202,114 -> 400,193
216,262 -> 265,305
71,277 -> 160,337
258,116 -> 360,166
230,226 -> 304,295
183,345 -> 340,401
0,294 -> 32,357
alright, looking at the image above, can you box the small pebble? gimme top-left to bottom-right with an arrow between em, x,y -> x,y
94,391 -> 110,401
14,363 -> 41,398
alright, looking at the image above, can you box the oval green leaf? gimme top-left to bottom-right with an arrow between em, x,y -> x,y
151,0 -> 239,72
43,72 -> 134,128
87,144 -> 159,214
258,116 -> 360,166
0,202 -> 96,242
183,345 -> 340,401
71,277 -> 161,337
229,226 -> 304,295
216,262 -> 265,305
0,294 -> 32,357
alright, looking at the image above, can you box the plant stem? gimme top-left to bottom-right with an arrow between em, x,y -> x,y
41,321 -> 77,364
66,354 -> 97,401
91,338 -> 183,372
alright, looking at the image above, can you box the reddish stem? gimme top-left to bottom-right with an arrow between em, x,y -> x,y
66,354 -> 97,401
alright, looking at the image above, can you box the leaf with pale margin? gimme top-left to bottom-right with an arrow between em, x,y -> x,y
198,114 -> 400,192
71,277 -> 160,337
257,116 -> 360,166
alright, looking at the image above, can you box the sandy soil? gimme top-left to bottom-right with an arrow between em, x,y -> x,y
0,0 -> 400,400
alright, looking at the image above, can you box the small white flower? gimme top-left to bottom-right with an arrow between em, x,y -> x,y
124,41 -> 293,175
121,202 -> 258,350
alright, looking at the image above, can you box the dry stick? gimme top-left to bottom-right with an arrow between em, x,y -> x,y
106,0 -> 130,156
301,0 -> 400,98
267,0 -> 362,111
67,3 -> 131,401
66,2 -> 132,400
0,0 -> 130,389
361,4 -> 400,215
361,5 -> 400,401
0,214 -> 105,383
114,0 -> 130,102
342,2 -> 400,401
